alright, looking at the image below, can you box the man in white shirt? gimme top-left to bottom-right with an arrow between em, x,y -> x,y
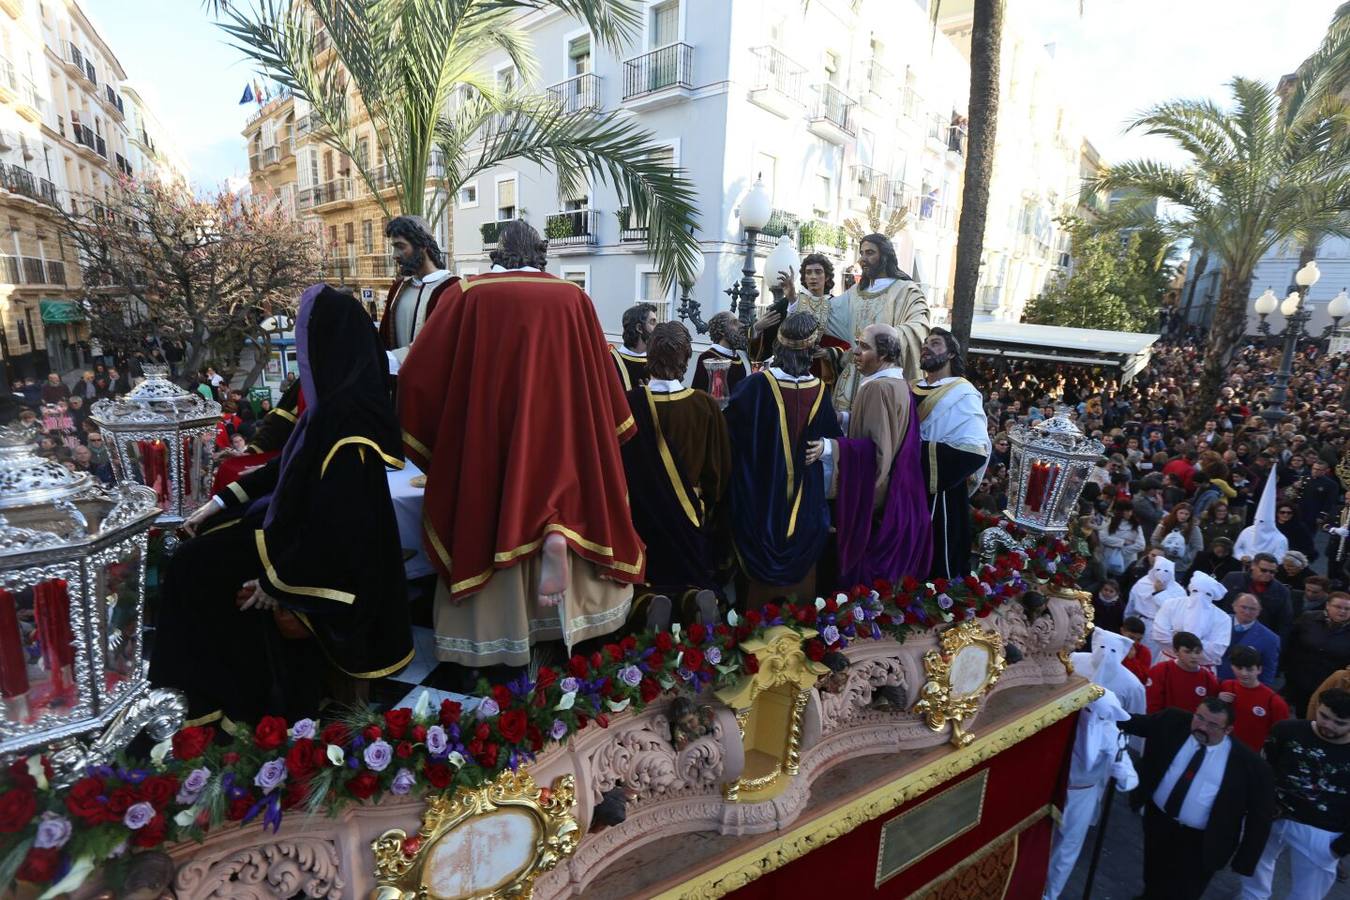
377,215 -> 457,369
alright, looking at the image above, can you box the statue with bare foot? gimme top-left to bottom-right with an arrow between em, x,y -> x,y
399,221 -> 645,667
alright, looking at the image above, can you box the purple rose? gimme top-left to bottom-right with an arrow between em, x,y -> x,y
549,719 -> 568,741
363,740 -> 393,773
290,718 -> 317,740
560,677 -> 580,694
821,625 -> 840,644
937,593 -> 954,610
852,605 -> 866,622
176,766 -> 211,805
477,697 -> 500,719
617,665 -> 643,687
123,801 -> 155,830
964,607 -> 977,620
33,812 -> 72,850
390,767 -> 416,796
254,758 -> 288,794
705,646 -> 722,666
425,725 -> 448,756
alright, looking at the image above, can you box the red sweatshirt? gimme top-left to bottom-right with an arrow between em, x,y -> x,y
1122,643 -> 1152,687
1146,660 -> 1218,714
1219,679 -> 1289,751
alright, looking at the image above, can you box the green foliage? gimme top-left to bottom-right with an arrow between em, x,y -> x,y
1025,222 -> 1173,332
544,215 -> 574,240
480,221 -> 506,244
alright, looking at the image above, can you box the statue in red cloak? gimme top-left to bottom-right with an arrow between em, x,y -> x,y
398,221 -> 645,667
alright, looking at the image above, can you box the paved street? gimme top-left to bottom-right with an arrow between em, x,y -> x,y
1063,790 -> 1350,899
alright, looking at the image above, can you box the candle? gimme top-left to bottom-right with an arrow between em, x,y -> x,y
34,580 -> 75,693
0,589 -> 30,705
140,439 -> 170,508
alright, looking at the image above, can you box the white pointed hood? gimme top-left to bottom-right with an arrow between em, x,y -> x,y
1187,570 -> 1226,606
1150,557 -> 1177,591
1234,472 -> 1290,561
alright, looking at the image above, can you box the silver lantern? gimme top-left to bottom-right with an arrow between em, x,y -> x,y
1003,414 -> 1104,535
89,366 -> 221,526
0,427 -> 185,784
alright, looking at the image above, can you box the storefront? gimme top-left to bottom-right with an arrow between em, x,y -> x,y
39,298 -> 89,375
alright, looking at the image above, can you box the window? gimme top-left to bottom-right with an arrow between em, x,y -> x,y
824,51 -> 840,86
458,181 -> 479,208
496,177 -> 517,220
355,136 -> 369,169
638,268 -> 670,321
568,35 -> 591,76
814,174 -> 832,215
344,222 -> 354,246
323,150 -> 334,182
361,219 -> 373,254
496,66 -> 517,93
652,0 -> 679,47
564,192 -> 588,212
561,267 -> 589,292
327,225 -> 337,248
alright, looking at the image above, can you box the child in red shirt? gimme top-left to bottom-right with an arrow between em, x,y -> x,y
1218,645 -> 1289,751
1120,616 -> 1153,687
1146,631 -> 1218,714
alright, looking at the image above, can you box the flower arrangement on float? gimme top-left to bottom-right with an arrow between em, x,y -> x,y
0,528 -> 1080,893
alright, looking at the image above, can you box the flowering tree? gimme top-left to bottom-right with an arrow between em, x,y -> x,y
62,179 -> 321,384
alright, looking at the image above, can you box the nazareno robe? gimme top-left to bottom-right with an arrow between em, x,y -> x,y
726,371 -> 842,588
691,345 -> 752,397
610,345 -> 649,391
829,371 -> 932,587
151,286 -> 413,723
913,376 -> 990,580
621,385 -> 732,612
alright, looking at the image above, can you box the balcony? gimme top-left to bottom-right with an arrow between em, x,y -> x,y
64,42 -> 83,75
16,77 -> 40,121
263,145 -> 280,166
808,83 -> 856,144
103,85 -> 124,117
115,153 -> 133,178
0,56 -> 15,102
480,219 -> 514,251
322,252 -> 357,282
925,112 -> 946,146
850,165 -> 891,202
863,59 -> 895,110
946,122 -> 967,158
546,73 -> 601,114
361,254 -> 396,278
614,207 -> 648,244
755,208 -> 800,247
748,46 -> 806,119
312,177 -> 353,208
544,209 -> 599,250
69,120 -> 98,155
899,86 -> 922,124
83,60 -> 97,87
249,153 -> 260,172
622,43 -> 694,111
296,114 -> 313,136
95,134 -> 106,158
798,219 -> 847,256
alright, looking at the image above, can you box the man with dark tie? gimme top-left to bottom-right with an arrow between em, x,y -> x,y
1120,697 -> 1275,899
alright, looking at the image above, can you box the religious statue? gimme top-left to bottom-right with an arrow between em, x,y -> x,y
611,303 -> 656,390
750,253 -> 850,395
377,215 -> 459,365
826,234 -> 930,412
668,696 -> 716,751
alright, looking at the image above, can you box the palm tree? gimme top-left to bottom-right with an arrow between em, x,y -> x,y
213,0 -> 700,286
1095,79 -> 1350,428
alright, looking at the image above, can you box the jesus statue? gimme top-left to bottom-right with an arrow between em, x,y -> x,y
826,233 -> 930,413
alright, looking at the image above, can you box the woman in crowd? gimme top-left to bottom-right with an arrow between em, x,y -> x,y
1152,501 -> 1203,574
1199,501 -> 1242,546
1096,499 -> 1146,578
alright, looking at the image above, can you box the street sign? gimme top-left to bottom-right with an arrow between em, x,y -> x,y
361,288 -> 375,302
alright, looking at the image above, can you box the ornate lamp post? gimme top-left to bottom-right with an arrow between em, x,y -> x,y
675,249 -> 708,333
0,428 -> 184,785
1259,260 -> 1319,423
1253,287 -> 1278,340
89,367 -> 221,526
725,176 -> 772,328
1324,288 -> 1350,346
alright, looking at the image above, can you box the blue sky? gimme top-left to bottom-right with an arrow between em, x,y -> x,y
85,0 -> 1345,191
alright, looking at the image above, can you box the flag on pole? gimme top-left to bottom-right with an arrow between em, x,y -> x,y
253,80 -> 265,105
239,84 -> 254,105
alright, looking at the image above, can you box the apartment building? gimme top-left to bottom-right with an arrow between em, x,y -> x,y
0,0 -> 181,381
122,83 -> 187,185
243,89 -> 300,220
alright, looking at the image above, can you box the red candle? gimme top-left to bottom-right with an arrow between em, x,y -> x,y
0,589 -> 29,699
140,439 -> 170,507
34,580 -> 74,692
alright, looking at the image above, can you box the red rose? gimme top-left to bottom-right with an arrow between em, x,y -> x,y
287,738 -> 318,779
804,639 -> 826,662
568,655 -> 590,678
140,774 -> 179,810
497,709 -> 527,744
107,786 -> 138,817
17,847 -> 59,883
824,596 -> 838,613
132,812 -> 167,848
655,632 -> 673,652
7,759 -> 35,792
762,604 -> 780,621
647,651 -> 665,670
590,652 -> 604,670
596,714 -> 610,729
424,762 -> 452,789
604,643 -> 623,662
411,724 -> 427,743
65,777 -> 109,824
639,678 -> 661,703
396,741 -> 414,759
491,684 -> 513,710
744,654 -> 760,674
688,623 -> 707,644
533,691 -> 549,709
474,723 -> 491,742
744,610 -> 762,627
172,725 -> 215,761
438,700 -> 462,726
620,635 -> 637,653
0,788 -> 35,833
253,715 -> 288,751
535,666 -> 558,691
527,725 -> 544,753
227,795 -> 253,820
575,714 -> 589,730
222,751 -> 241,766
363,725 -> 383,742
934,577 -> 949,593
683,648 -> 704,671
715,624 -> 730,636
481,743 -> 499,769
320,722 -> 350,746
383,708 -> 412,740
467,739 -> 485,758
346,771 -> 379,800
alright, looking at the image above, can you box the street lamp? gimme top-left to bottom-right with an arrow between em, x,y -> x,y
1254,287 -> 1278,336
1259,260 -> 1320,423
725,176 -> 771,327
1325,287 -> 1350,342
675,248 -> 708,333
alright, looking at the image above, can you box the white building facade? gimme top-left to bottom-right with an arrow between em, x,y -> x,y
121,84 -> 188,185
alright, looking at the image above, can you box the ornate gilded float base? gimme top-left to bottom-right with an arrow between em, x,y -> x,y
369,768 -> 578,900
911,621 -> 1007,747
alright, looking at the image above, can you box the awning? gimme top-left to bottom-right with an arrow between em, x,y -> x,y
40,299 -> 84,324
969,321 -> 1160,383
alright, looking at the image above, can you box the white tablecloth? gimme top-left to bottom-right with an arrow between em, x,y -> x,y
388,460 -> 434,580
